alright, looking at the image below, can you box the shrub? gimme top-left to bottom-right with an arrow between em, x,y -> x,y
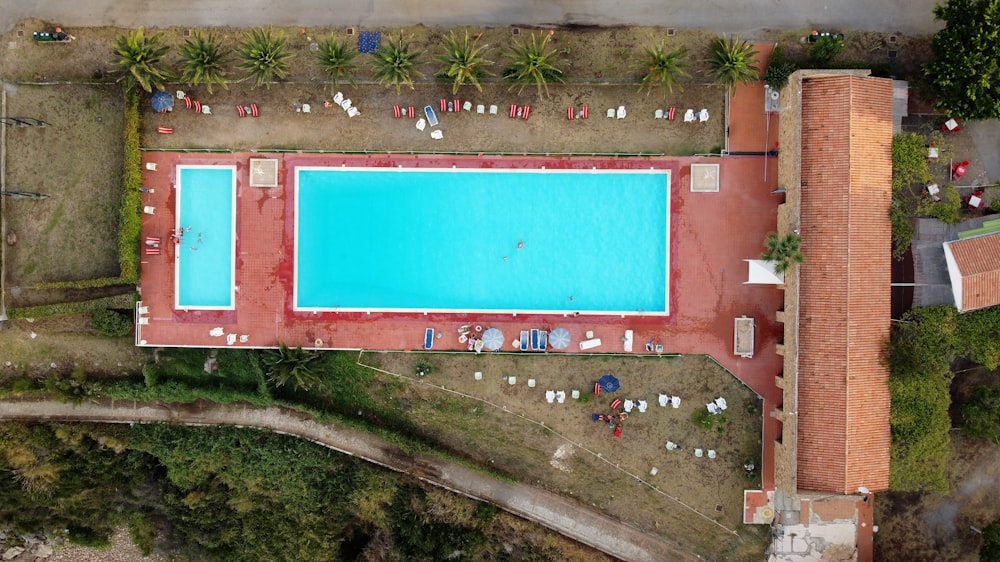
982,519 -> 1000,562
91,308 -> 133,337
892,133 -> 933,195
961,386 -> 1000,444
414,360 -> 433,377
762,44 -> 797,91
692,409 -> 714,430
118,90 -> 143,283
10,293 -> 138,320
807,34 -> 846,66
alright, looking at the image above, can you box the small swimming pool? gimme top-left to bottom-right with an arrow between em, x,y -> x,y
175,165 -> 236,309
294,167 -> 670,315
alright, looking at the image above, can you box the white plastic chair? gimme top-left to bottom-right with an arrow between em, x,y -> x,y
415,118 -> 426,131
489,104 -> 498,115
201,105 -> 211,115
341,99 -> 352,111
695,448 -> 704,458
143,206 -> 155,215
556,391 -> 566,404
138,317 -> 150,325
347,107 -> 360,118
476,104 -> 485,114
545,390 -> 555,403
699,108 -> 710,122
430,129 -> 443,140
462,101 -> 472,111
176,90 -> 186,99
684,109 -> 696,122
333,92 -> 344,104
654,108 -> 664,119
617,105 -> 626,119
145,162 -> 157,171
302,104 -> 311,113
606,108 -> 615,118
137,306 -> 149,315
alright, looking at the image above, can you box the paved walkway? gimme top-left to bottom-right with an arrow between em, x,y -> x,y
0,398 -> 697,562
0,0 -> 942,35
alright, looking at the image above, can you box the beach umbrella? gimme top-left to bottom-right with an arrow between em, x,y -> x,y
482,328 -> 504,351
151,90 -> 174,113
598,374 -> 621,393
548,327 -> 571,350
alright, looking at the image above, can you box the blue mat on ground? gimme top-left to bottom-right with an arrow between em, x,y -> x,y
358,31 -> 381,53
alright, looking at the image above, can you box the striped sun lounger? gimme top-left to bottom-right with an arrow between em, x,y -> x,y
520,330 -> 529,351
539,330 -> 548,350
530,329 -> 540,350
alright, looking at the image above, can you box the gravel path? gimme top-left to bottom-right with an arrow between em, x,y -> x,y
0,398 -> 696,562
48,526 -> 164,562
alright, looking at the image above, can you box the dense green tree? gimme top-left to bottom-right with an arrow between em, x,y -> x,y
435,30 -> 494,94
177,32 -> 231,94
502,32 -> 565,97
237,26 -> 293,88
91,308 -> 133,337
638,40 -> 689,96
706,35 -> 760,94
760,232 -> 803,274
924,0 -> 1000,120
111,28 -> 173,94
983,519 -> 1000,562
961,386 -> 1000,444
314,36 -> 359,87
370,33 -> 425,94
807,34 -> 846,66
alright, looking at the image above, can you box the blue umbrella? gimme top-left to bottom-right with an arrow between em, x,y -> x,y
151,90 -> 174,113
598,374 -> 620,393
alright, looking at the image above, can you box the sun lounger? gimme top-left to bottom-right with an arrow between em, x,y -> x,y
333,92 -> 343,104
522,105 -> 531,120
684,109 -> 696,122
302,104 -> 310,113
476,104 -> 485,114
520,330 -> 529,351
654,109 -> 664,119
347,107 -> 360,117
430,129 -> 443,140
715,397 -> 728,410
193,100 -> 201,113
607,108 -> 615,118
539,330 -> 548,350
341,99 -> 352,111
579,338 -> 602,350
463,101 -> 472,111
489,104 -> 498,115
637,400 -> 647,413
568,107 -> 575,120
546,390 -> 556,403
250,103 -> 258,117
424,106 -> 438,127
581,105 -> 588,119
201,105 -> 211,115
144,247 -> 159,255
668,107 -> 676,120
416,118 -> 426,131
610,398 -> 622,410
143,206 -> 155,214
424,328 -> 434,350
623,330 -> 633,352
623,399 -> 634,413
530,328 -> 539,350
138,317 -> 149,325
157,126 -> 173,134
699,108 -> 710,122
509,104 -> 518,118
671,396 -> 681,408
145,163 -> 157,171
236,105 -> 246,117
226,333 -> 236,346
210,327 -> 224,337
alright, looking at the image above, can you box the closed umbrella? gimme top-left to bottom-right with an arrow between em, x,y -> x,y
481,328 -> 504,351
548,327 -> 571,350
151,90 -> 174,113
597,374 -> 621,393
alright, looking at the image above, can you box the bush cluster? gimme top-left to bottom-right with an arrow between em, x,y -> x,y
118,90 -> 143,283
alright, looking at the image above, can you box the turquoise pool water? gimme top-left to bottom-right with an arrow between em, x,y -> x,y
175,166 -> 236,309
294,167 -> 670,314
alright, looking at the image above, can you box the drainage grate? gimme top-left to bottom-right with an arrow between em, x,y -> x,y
888,35 -> 897,44
16,30 -> 24,37
888,50 -> 898,59
346,27 -> 354,36
512,28 -> 520,36
667,28 -> 675,37
183,29 -> 191,37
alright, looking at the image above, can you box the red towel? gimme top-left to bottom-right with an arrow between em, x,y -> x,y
184,97 -> 192,109
568,107 -> 574,120
509,104 -> 517,118
157,126 -> 173,134
614,426 -> 622,439
522,106 -> 530,120
610,398 -> 622,410
250,103 -> 258,117
440,98 -> 447,112
236,105 -> 246,117
408,106 -> 415,118
668,107 -> 676,120
582,105 -> 588,119
393,105 -> 400,118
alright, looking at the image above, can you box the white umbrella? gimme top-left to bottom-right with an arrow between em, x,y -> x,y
549,327 -> 571,350
482,328 -> 504,351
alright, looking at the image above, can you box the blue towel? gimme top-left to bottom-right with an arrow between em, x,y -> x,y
424,328 -> 434,350
358,31 -> 381,53
520,331 -> 529,351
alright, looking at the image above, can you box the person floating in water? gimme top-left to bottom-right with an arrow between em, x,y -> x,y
568,295 -> 574,302
502,256 -> 508,262
517,241 -> 524,250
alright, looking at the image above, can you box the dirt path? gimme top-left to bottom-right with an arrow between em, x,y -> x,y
0,398 -> 697,562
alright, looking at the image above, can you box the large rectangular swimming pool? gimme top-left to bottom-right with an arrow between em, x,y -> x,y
175,165 -> 237,310
294,167 -> 670,315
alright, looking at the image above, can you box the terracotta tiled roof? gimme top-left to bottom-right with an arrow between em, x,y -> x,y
944,234 -> 1000,311
796,75 -> 893,494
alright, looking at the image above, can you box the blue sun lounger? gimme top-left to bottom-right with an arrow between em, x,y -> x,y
539,330 -> 548,350
424,105 -> 439,127
424,328 -> 434,350
530,329 -> 540,350
520,330 -> 529,351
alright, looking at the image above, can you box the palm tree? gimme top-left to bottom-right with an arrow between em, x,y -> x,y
761,233 -> 804,274
638,40 -> 690,96
707,35 -> 760,94
315,36 -> 359,87
502,32 -> 565,97
111,27 -> 173,94
177,32 -> 231,94
261,343 -> 325,392
435,30 -> 494,94
237,26 -> 293,89
370,33 -> 425,94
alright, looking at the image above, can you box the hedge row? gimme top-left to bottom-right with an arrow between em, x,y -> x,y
9,292 -> 139,320
34,277 -> 134,290
118,89 -> 143,284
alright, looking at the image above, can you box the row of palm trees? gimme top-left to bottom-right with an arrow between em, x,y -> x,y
113,26 -> 761,98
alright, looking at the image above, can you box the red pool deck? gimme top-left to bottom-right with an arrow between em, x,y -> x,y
728,42 -> 779,155
137,151 -> 782,498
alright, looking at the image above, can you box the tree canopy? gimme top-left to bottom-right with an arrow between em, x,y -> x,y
924,0 -> 1000,120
